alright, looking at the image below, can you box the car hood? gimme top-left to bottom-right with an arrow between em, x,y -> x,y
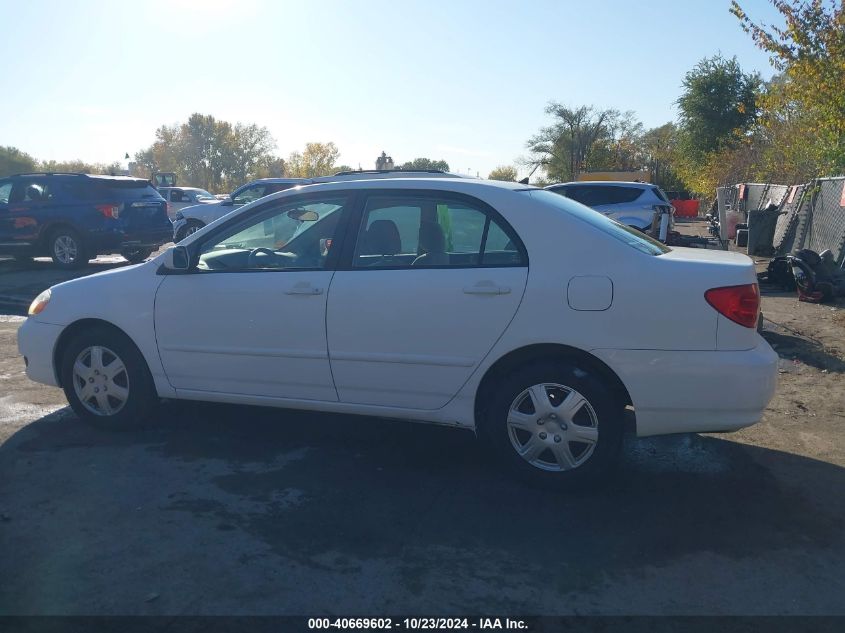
180,200 -> 227,215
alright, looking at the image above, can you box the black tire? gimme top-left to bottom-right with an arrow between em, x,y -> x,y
121,247 -> 154,264
48,228 -> 89,269
60,326 -> 158,430
478,359 -> 624,490
176,220 -> 204,242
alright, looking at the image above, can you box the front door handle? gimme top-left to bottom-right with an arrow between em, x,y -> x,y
463,281 -> 510,295
285,282 -> 323,295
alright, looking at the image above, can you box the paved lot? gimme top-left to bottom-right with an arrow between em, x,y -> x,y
1,229 -> 844,615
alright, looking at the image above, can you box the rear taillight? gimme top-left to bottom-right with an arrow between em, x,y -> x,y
96,204 -> 120,219
705,283 -> 760,328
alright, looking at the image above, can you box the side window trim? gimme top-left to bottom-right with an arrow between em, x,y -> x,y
336,189 -> 527,271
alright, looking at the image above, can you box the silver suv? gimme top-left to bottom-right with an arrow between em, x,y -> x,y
173,170 -> 465,242
545,181 -> 673,231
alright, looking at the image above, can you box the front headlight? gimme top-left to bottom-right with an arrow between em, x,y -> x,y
28,289 -> 51,316
174,211 -> 184,221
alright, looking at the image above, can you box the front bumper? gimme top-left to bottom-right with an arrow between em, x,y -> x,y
172,218 -> 187,241
17,318 -> 64,387
593,340 -> 778,436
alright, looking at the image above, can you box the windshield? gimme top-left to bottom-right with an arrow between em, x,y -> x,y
527,189 -> 670,255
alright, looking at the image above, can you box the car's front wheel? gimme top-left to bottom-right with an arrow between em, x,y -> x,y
480,360 -> 624,489
176,220 -> 204,242
60,326 -> 158,430
49,228 -> 89,269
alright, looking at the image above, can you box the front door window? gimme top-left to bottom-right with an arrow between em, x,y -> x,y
197,196 -> 348,271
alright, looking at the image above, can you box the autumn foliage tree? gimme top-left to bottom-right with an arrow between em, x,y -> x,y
731,0 -> 845,176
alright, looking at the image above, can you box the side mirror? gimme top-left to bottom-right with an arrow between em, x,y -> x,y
161,245 -> 190,272
222,199 -> 234,207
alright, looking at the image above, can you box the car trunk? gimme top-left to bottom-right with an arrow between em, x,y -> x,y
90,179 -> 170,232
657,247 -> 761,351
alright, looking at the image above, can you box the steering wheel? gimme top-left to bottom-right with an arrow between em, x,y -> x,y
247,247 -> 278,268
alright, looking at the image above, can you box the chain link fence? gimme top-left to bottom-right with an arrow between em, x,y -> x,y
717,177 -> 845,265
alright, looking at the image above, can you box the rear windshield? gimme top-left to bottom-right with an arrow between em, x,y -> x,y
527,189 -> 670,255
555,184 -> 644,206
64,178 -> 163,201
651,186 -> 670,202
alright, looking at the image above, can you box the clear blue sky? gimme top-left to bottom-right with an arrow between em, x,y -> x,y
0,0 -> 783,179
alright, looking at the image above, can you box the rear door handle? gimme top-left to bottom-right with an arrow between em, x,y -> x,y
285,282 -> 323,295
463,282 -> 510,295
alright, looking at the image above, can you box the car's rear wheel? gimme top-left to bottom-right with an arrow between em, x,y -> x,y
176,220 -> 204,242
60,326 -> 158,430
49,228 -> 89,269
479,360 -> 624,489
121,247 -> 153,264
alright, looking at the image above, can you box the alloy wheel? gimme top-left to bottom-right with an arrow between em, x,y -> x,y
53,235 -> 78,265
507,383 -> 599,471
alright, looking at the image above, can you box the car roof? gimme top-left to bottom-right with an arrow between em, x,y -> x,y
547,181 -> 653,188
245,178 -> 313,184
312,169 -> 469,182
10,172 -> 148,182
283,177 -> 536,195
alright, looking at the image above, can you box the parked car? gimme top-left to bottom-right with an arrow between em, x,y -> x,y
157,187 -> 217,219
0,172 -> 172,268
172,178 -> 310,241
172,170 -> 465,242
18,178 -> 777,488
545,181 -> 674,231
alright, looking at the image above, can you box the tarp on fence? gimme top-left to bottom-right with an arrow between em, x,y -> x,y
721,176 -> 845,265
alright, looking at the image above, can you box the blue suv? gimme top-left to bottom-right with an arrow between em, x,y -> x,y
0,173 -> 172,268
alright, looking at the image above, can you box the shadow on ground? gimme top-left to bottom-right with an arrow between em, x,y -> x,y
1,400 -> 843,615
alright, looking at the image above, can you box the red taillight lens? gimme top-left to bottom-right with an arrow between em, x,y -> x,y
705,283 -> 760,328
96,204 -> 120,219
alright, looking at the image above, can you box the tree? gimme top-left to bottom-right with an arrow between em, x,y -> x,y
676,54 -> 761,158
640,123 -> 685,190
226,123 -> 277,186
134,113 -> 278,191
285,142 -> 341,177
584,111 -> 646,172
488,165 -> 518,181
731,0 -> 845,174
39,159 -> 123,175
0,146 -> 37,177
526,104 -> 618,182
399,157 -> 450,172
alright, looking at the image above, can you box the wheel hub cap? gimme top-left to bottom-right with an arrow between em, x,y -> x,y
71,346 -> 129,416
507,383 -> 599,472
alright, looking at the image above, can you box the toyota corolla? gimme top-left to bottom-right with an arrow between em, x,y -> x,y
18,178 -> 778,487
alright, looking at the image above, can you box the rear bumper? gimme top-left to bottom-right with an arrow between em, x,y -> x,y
593,340 -> 778,436
88,226 -> 173,253
17,318 -> 63,387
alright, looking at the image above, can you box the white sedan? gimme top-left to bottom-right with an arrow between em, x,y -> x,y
18,178 -> 777,487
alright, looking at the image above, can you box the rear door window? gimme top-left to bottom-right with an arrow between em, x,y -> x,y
0,180 -> 13,204
10,179 -> 51,203
352,193 -> 526,269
